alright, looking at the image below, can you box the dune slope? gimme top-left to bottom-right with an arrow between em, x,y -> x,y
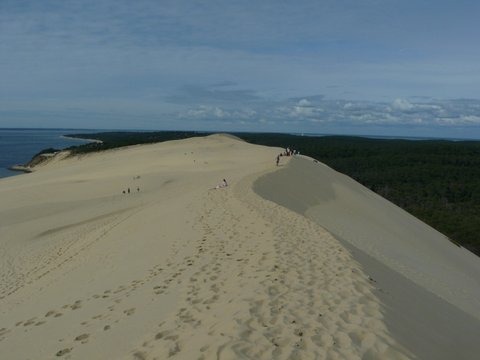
254,155 -> 480,359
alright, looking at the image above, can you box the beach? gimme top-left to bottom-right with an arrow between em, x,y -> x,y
1,134 -> 479,359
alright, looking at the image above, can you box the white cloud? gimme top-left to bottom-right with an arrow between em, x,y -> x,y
461,115 -> 480,124
289,98 -> 324,118
186,105 -> 229,119
437,115 -> 480,125
291,105 -> 315,117
297,99 -> 311,107
182,105 -> 261,123
391,98 -> 414,111
213,107 -> 225,118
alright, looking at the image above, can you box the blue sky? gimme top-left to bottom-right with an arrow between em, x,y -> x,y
1,0 -> 480,138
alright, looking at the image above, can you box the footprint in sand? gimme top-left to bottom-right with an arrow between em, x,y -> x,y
154,331 -> 181,356
133,351 -> 147,360
0,328 -> 10,340
71,300 -> 82,310
74,333 -> 90,344
23,318 -> 37,326
124,308 -> 136,316
55,348 -> 72,357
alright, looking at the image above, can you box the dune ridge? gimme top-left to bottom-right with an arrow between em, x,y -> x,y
0,134 -> 447,359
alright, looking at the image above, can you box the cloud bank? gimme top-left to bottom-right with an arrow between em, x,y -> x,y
0,1 -> 479,138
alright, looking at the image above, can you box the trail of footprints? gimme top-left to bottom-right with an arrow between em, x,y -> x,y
0,227 -> 212,357
1,176 -> 406,359
132,176 -> 407,359
132,187 -> 274,359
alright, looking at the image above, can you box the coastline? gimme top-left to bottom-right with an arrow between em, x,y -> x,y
7,165 -> 33,173
0,130 -> 102,179
6,151 -> 66,175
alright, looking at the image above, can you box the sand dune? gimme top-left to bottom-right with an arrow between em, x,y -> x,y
255,155 -> 480,359
0,134 -> 477,359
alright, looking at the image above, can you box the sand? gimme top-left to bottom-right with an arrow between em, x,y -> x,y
0,134 -> 476,359
255,155 -> 480,359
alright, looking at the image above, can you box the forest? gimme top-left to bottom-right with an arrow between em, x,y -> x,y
65,131 -> 480,257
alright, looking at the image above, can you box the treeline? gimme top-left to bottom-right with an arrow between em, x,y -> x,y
236,133 -> 480,257
64,131 -> 480,257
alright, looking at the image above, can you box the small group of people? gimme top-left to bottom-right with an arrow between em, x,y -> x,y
284,147 -> 299,156
276,146 -> 299,166
122,175 -> 142,194
122,187 -> 140,194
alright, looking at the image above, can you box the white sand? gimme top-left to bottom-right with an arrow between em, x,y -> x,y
0,135 -> 421,359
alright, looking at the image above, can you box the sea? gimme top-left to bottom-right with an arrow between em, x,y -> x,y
0,128 -> 100,179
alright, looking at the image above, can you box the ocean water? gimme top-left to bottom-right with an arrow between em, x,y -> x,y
0,128 -> 99,178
